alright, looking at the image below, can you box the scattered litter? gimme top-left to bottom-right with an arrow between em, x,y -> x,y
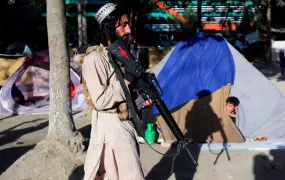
14,141 -> 23,145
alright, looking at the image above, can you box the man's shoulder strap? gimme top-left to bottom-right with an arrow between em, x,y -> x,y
107,53 -> 145,137
86,45 -> 107,55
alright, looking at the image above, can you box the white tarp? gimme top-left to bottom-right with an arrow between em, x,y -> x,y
228,42 -> 285,140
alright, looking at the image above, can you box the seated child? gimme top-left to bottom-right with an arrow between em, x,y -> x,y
226,96 -> 240,123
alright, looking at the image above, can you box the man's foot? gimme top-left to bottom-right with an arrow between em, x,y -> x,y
157,138 -> 165,143
138,136 -> 145,144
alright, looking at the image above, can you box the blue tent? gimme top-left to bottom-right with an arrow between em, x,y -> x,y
151,33 -> 285,143
153,33 -> 235,114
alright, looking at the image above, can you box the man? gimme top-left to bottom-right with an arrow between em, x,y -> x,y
82,3 -> 151,180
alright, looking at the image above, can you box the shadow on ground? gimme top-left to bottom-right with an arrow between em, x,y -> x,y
146,143 -> 200,180
68,165 -> 84,180
253,62 -> 285,81
0,119 -> 48,146
0,145 -> 35,174
253,149 -> 285,180
67,124 -> 91,180
0,118 -> 48,174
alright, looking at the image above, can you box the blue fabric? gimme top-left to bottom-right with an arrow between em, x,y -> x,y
153,33 -> 235,115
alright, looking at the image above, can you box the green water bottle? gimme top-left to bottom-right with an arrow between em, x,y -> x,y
145,123 -> 157,144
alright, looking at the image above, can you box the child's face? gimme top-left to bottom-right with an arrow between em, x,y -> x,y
226,103 -> 237,113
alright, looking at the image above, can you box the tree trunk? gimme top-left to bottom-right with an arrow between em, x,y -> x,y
197,0 -> 202,30
78,0 -> 88,48
78,0 -> 83,47
131,9 -> 137,38
46,0 -> 84,152
82,0 -> 88,46
266,0 -> 272,63
0,3 -> 85,178
240,1 -> 250,33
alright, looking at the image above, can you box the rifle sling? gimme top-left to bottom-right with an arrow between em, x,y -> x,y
108,53 -> 145,137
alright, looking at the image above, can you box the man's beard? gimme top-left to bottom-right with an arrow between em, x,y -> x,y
122,33 -> 129,40
121,34 -> 130,44
109,33 -> 130,46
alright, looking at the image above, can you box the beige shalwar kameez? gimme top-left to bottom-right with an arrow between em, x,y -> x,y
82,48 -> 145,180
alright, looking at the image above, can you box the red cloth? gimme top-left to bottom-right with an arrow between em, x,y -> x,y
70,82 -> 75,99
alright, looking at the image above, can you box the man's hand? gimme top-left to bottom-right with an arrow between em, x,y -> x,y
143,99 -> 153,107
125,79 -> 131,86
124,72 -> 136,84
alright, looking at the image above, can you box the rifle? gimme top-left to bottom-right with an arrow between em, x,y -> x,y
107,39 -> 198,166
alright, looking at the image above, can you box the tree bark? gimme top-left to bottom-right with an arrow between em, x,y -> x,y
266,0 -> 272,63
78,0 -> 83,47
197,0 -> 202,30
78,0 -> 88,48
240,1 -> 250,33
82,0 -> 88,46
46,0 -> 84,153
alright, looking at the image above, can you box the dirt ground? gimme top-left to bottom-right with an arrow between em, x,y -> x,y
1,63 -> 285,180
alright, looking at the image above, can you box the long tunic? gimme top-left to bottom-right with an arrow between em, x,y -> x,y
82,48 -> 145,180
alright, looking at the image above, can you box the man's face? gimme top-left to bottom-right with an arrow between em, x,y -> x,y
115,14 -> 131,41
226,103 -> 237,114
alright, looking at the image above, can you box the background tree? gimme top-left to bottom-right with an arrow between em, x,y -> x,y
77,0 -> 88,48
1,0 -> 86,179
46,0 -> 84,152
251,0 -> 285,62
